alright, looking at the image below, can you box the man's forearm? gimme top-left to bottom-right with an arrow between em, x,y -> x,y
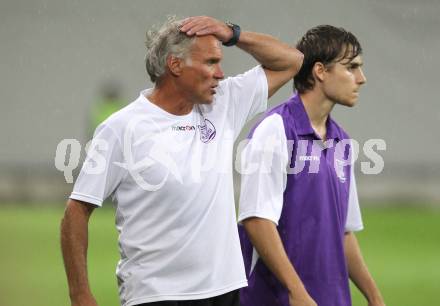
237,31 -> 303,97
344,232 -> 385,305
179,16 -> 303,97
61,200 -> 96,304
243,218 -> 314,303
237,31 -> 303,73
180,16 -> 302,73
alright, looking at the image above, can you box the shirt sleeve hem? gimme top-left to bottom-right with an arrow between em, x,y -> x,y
70,192 -> 103,207
345,224 -> 364,232
255,65 -> 269,114
237,211 -> 279,226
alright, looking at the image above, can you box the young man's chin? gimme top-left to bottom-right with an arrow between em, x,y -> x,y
348,99 -> 358,106
336,100 -> 357,108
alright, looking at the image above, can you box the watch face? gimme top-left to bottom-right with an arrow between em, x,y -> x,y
225,21 -> 234,28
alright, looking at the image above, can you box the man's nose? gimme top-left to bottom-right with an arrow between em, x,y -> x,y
357,68 -> 367,85
214,64 -> 224,80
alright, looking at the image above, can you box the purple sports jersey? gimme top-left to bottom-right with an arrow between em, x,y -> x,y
239,94 -> 353,306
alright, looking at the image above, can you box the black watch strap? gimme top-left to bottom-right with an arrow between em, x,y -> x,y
222,22 -> 241,47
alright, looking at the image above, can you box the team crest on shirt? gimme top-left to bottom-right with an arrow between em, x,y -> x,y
198,119 -> 216,143
335,159 -> 347,183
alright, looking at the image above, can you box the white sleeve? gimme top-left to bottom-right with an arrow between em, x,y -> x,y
221,65 -> 268,139
238,114 -> 288,225
345,161 -> 364,232
70,124 -> 126,207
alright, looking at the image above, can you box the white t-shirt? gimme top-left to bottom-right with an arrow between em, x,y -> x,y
70,66 -> 268,306
238,113 -> 364,231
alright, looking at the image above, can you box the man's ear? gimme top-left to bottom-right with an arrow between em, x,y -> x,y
312,62 -> 326,82
167,55 -> 184,77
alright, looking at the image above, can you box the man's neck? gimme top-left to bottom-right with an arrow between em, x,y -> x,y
299,90 -> 335,140
147,80 -> 194,116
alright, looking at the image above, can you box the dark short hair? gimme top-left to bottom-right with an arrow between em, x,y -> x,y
294,25 -> 362,93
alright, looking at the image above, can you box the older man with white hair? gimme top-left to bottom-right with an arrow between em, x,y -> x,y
61,16 -> 303,306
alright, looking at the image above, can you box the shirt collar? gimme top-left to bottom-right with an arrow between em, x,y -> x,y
289,93 -> 341,141
326,115 -> 341,141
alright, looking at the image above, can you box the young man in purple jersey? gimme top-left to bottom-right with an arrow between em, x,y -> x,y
238,25 -> 385,306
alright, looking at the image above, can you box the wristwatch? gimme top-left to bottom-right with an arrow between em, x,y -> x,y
222,22 -> 241,47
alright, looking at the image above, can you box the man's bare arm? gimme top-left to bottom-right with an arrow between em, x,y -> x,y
61,199 -> 98,306
180,16 -> 303,97
243,217 -> 317,306
344,232 -> 385,306
236,31 -> 303,97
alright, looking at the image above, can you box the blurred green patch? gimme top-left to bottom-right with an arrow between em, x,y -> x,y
350,206 -> 440,306
0,204 -> 439,306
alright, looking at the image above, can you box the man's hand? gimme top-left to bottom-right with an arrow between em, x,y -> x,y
179,16 -> 232,42
289,290 -> 317,306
